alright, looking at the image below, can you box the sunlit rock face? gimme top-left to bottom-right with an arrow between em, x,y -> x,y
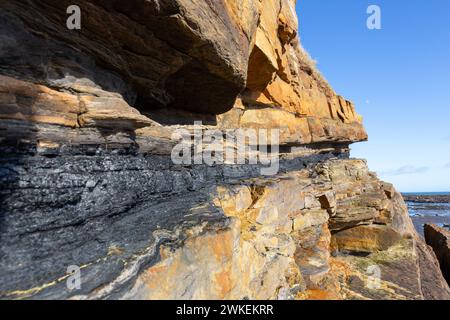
0,0 -> 449,300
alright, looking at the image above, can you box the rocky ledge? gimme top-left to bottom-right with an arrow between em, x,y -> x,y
0,0 -> 449,300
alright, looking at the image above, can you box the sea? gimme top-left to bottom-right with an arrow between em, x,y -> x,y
403,192 -> 450,196
404,192 -> 450,237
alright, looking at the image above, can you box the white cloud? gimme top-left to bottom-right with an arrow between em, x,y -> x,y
380,165 -> 429,176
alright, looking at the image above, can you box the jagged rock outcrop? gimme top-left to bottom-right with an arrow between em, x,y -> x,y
122,160 -> 449,300
0,0 -> 448,300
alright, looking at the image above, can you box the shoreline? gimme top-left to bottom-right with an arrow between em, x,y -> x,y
402,194 -> 450,203
402,194 -> 450,237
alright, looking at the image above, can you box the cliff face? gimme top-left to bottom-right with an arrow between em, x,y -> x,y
0,0 -> 449,299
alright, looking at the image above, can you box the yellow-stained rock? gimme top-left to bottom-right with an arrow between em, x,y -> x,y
332,225 -> 404,253
293,210 -> 329,231
0,75 -> 80,127
78,95 -> 154,130
239,107 -> 312,144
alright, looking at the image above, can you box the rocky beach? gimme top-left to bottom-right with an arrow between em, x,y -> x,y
403,194 -> 450,237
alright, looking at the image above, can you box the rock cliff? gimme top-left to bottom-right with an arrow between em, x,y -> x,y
0,0 -> 449,299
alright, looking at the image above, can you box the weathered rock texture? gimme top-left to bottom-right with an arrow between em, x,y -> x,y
0,0 -> 448,300
424,224 -> 450,286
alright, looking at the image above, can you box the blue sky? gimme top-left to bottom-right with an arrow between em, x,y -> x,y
296,0 -> 450,192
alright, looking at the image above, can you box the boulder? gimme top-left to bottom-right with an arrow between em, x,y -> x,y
424,224 -> 450,285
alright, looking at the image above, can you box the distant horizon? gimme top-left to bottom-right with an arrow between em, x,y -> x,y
401,191 -> 450,195
297,0 -> 450,192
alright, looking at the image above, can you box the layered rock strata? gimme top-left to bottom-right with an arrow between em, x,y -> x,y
0,0 -> 449,299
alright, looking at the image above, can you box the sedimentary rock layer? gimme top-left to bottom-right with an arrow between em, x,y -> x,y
0,0 -> 366,145
0,0 -> 448,300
